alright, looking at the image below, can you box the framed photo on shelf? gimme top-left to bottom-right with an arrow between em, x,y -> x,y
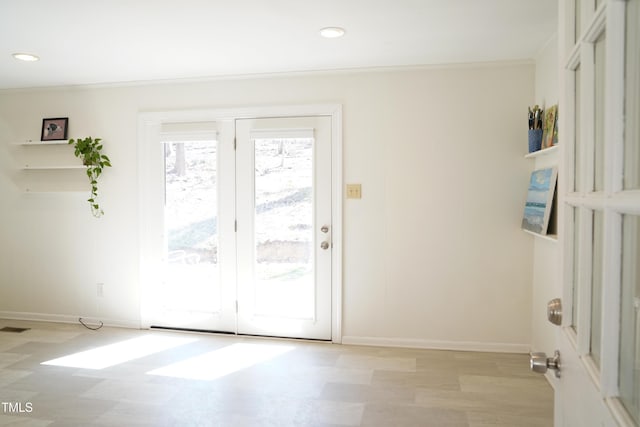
522,167 -> 558,235
41,117 -> 68,141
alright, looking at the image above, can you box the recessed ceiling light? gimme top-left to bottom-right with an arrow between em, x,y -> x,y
319,27 -> 345,38
13,53 -> 39,62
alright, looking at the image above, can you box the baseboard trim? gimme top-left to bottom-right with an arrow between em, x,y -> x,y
341,335 -> 530,354
0,311 -> 141,330
0,312 -> 530,353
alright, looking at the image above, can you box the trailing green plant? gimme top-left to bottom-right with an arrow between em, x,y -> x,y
68,137 -> 112,217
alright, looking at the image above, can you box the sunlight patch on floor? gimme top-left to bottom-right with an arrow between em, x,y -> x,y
41,335 -> 197,369
147,342 -> 294,380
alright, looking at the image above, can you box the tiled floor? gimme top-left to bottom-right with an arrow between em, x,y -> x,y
0,320 -> 553,426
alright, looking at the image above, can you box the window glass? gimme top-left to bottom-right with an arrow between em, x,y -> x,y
253,138 -> 315,318
163,140 -> 220,313
619,215 -> 640,423
575,65 -> 582,192
572,207 -> 580,331
575,0 -> 583,43
594,32 -> 606,192
624,0 -> 640,190
590,210 -> 604,366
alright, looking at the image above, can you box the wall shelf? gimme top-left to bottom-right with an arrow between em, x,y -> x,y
23,165 -> 86,170
525,145 -> 558,159
23,188 -> 87,193
9,140 -> 85,192
523,229 -> 558,242
13,140 -> 69,146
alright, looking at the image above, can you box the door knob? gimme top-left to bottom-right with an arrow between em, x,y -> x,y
320,241 -> 330,250
530,350 -> 561,378
321,225 -> 329,233
547,298 -> 562,326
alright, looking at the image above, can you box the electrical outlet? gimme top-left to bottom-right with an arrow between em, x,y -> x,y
97,283 -> 104,298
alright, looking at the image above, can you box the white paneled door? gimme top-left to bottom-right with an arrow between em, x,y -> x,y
145,115 -> 333,341
556,0 -> 640,425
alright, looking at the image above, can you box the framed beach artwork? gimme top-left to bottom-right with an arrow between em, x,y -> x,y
522,167 -> 558,235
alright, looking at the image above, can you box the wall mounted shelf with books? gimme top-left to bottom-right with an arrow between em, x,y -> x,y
525,145 -> 558,159
521,105 -> 559,242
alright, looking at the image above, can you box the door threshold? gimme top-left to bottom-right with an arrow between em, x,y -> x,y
150,325 -> 236,335
150,325 -> 332,343
240,333 -> 332,343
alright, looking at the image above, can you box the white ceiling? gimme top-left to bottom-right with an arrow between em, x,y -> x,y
0,0 -> 557,90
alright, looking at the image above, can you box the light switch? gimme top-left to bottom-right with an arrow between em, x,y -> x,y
346,184 -> 362,199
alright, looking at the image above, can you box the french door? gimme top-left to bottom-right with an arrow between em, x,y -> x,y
154,120 -> 237,333
143,115 -> 333,340
236,117 -> 332,340
556,0 -> 640,425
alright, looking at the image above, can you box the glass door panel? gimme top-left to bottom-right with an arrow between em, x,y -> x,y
163,140 -> 220,316
572,206 -> 580,331
625,0 -> 640,190
253,138 -> 314,319
594,33 -> 606,192
618,3 -> 640,421
620,214 -> 640,423
575,0 -> 583,42
575,65 -> 583,192
590,210 -> 604,367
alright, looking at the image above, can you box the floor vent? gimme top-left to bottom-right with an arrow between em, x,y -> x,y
0,326 -> 30,333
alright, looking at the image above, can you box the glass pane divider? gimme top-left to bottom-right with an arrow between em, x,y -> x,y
565,192 -> 609,209
604,192 -> 640,215
584,352 -> 604,389
565,42 -> 582,70
582,3 -> 607,43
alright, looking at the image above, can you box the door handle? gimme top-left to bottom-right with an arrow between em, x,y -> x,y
321,225 -> 329,233
530,350 -> 561,378
320,241 -> 330,250
547,298 -> 562,326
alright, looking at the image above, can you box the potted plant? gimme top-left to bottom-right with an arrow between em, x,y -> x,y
68,137 -> 112,217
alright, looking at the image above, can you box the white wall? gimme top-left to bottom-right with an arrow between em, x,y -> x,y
0,62 -> 535,351
531,34 -> 561,359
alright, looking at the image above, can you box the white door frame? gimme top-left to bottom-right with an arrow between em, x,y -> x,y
137,104 -> 343,343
